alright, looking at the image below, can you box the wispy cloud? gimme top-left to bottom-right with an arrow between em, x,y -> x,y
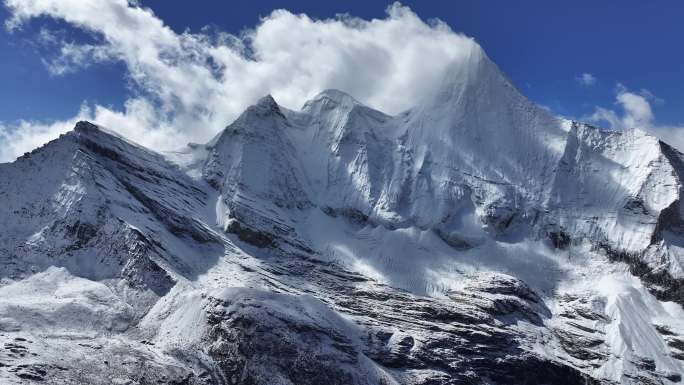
1,0 -> 477,161
575,73 -> 596,87
0,104 -> 90,161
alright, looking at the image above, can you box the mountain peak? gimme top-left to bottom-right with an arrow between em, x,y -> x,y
301,89 -> 360,114
422,42 -> 517,112
241,94 -> 283,119
256,94 -> 278,108
73,120 -> 100,134
254,94 -> 281,113
313,89 -> 358,104
238,94 -> 287,126
5,38 -> 684,385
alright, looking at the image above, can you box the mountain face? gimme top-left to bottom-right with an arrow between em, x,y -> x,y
2,42 -> 684,385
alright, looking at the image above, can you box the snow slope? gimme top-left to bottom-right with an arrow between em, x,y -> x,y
2,40 -> 684,384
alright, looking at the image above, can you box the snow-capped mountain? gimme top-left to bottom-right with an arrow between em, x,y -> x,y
2,41 -> 684,384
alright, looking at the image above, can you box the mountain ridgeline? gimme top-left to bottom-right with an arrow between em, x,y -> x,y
1,41 -> 684,384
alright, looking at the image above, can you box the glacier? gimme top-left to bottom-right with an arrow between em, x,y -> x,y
1,40 -> 684,384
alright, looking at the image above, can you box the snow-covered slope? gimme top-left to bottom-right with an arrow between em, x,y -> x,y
206,42 -> 684,301
2,40 -> 684,384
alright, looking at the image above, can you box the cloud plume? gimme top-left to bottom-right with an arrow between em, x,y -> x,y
1,0 -> 476,162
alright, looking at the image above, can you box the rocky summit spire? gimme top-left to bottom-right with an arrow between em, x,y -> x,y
2,39 -> 684,385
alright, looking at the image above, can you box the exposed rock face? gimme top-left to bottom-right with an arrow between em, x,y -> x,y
2,41 -> 684,384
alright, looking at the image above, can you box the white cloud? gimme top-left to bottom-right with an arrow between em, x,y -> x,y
614,83 -> 654,128
1,0 -> 477,162
0,99 -> 187,161
0,105 -> 89,161
576,73 -> 596,87
44,42 -> 116,75
589,84 -> 684,152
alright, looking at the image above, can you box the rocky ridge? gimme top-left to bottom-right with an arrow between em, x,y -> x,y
1,41 -> 684,384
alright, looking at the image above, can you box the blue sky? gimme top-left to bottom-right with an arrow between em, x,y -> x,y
142,0 -> 684,123
0,0 -> 682,159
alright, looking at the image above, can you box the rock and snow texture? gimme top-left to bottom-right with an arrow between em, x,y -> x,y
2,41 -> 684,384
